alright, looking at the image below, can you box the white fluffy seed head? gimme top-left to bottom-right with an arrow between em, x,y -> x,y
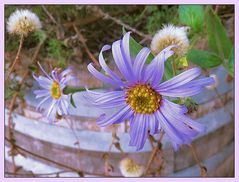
151,24 -> 189,57
7,9 -> 42,36
119,158 -> 144,177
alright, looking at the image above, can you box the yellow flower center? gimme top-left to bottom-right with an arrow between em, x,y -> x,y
50,81 -> 61,100
126,84 -> 161,114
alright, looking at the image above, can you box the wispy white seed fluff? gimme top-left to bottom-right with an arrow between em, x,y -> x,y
151,24 -> 189,57
119,158 -> 144,177
7,9 -> 42,36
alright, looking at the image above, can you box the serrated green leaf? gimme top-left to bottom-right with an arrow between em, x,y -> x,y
187,49 -> 223,69
179,5 -> 204,32
70,94 -> 77,108
205,7 -> 233,60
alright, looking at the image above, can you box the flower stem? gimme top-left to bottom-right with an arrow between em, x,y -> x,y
144,131 -> 165,176
63,86 -> 86,95
6,40 -> 44,177
6,34 -> 24,81
189,144 -> 207,177
172,59 -> 177,76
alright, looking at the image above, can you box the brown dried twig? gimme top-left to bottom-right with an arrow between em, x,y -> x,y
6,40 -> 44,177
73,25 -> 100,68
144,131 -> 165,176
63,6 -> 140,28
89,6 -> 152,41
189,144 -> 207,177
5,137 -> 85,177
6,34 -> 24,81
41,5 -> 57,25
5,170 -> 73,177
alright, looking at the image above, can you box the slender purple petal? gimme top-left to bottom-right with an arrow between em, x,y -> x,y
60,68 -> 72,78
46,99 -> 57,117
121,32 -> 134,82
96,104 -> 132,126
150,51 -> 170,87
161,99 -> 206,133
121,32 -> 132,65
85,89 -> 126,108
33,74 -> 52,89
85,89 -> 125,101
87,63 -> 125,86
159,87 -> 202,97
148,114 -> 159,135
133,47 -> 151,83
37,62 -> 52,80
99,45 -> 122,82
136,117 -> 149,150
144,45 -> 176,86
34,89 -> 49,99
129,114 -> 149,150
162,99 -> 188,114
160,102 -> 198,137
179,115 -> 206,133
155,110 -> 184,144
157,68 -> 201,91
36,95 -> 51,110
112,40 -> 134,82
51,70 -> 60,82
180,77 -> 215,88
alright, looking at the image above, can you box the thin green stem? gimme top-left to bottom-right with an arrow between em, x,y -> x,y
63,86 -> 107,95
172,58 -> 177,76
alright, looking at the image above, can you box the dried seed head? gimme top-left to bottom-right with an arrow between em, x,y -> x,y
7,9 -> 42,36
119,158 -> 144,177
151,24 -> 189,57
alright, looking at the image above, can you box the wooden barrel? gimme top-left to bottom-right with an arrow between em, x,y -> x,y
5,66 -> 234,177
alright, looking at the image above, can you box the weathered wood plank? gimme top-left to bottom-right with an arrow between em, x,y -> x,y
169,141 -> 234,177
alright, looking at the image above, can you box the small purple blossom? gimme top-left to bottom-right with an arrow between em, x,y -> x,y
33,63 -> 74,123
85,32 -> 215,151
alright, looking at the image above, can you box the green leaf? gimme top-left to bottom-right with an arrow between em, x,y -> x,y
129,36 -> 154,63
205,7 -> 233,60
187,49 -> 223,69
226,48 -> 234,77
70,94 -> 77,108
179,5 -> 204,32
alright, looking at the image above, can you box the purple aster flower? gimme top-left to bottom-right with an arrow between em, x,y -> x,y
33,63 -> 74,123
85,32 -> 215,151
